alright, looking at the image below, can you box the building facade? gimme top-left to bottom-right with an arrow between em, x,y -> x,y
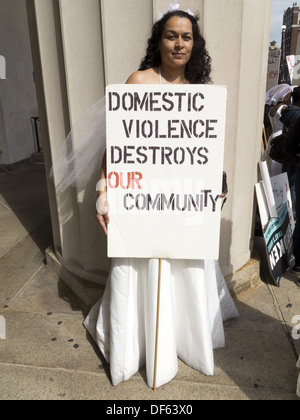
280,2 -> 300,83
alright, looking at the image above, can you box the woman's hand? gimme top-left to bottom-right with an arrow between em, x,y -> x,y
96,189 -> 109,235
97,211 -> 110,236
96,153 -> 109,235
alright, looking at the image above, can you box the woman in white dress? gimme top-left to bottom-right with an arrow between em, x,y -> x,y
84,7 -> 238,389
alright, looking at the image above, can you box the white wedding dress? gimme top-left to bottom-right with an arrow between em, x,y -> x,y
84,257 -> 238,388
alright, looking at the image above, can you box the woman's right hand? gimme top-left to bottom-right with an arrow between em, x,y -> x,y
96,176 -> 109,235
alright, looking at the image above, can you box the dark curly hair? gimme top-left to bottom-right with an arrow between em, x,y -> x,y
292,86 -> 300,104
139,10 -> 212,84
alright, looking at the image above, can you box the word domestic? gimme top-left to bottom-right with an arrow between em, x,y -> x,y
109,91 -> 206,112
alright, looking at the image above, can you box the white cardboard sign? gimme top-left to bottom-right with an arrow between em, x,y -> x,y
106,84 -> 227,259
266,49 -> 281,91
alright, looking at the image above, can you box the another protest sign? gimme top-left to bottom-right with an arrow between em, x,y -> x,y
255,164 -> 294,286
261,202 -> 293,286
266,49 -> 281,91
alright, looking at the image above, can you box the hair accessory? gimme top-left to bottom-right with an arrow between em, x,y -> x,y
265,83 -> 293,105
156,2 -> 195,21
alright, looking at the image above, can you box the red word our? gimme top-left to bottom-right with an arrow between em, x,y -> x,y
108,171 -> 143,190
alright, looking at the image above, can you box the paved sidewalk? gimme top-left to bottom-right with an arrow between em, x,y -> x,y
0,163 -> 299,400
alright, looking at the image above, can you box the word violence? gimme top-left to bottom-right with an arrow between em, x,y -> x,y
122,118 -> 217,139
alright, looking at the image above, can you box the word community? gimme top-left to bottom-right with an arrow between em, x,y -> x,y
124,191 -> 220,213
106,404 -> 193,416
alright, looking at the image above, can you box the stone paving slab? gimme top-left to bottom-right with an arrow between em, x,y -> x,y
0,363 -> 297,401
0,220 -> 52,309
0,310 -> 105,373
5,265 -> 87,316
0,166 -> 50,213
0,267 -> 298,400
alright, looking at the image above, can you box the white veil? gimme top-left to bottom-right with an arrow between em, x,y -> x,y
50,96 -> 106,195
265,84 -> 293,106
49,96 -> 110,285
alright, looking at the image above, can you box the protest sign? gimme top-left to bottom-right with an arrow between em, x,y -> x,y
261,203 -> 292,286
255,165 -> 294,286
106,84 -> 227,259
287,55 -> 295,84
271,172 -> 295,231
266,49 -> 281,91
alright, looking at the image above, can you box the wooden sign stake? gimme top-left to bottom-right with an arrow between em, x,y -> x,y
153,258 -> 162,391
262,125 -> 272,176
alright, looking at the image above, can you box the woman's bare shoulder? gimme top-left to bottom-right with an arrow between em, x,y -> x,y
126,68 -> 159,84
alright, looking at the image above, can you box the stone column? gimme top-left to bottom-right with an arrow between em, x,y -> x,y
26,0 -> 110,288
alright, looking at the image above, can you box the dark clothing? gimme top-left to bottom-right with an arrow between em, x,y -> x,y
283,109 -> 300,157
280,105 -> 300,135
284,115 -> 300,266
294,171 -> 300,265
279,106 -> 300,204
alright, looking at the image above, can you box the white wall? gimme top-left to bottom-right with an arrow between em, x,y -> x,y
0,0 -> 38,165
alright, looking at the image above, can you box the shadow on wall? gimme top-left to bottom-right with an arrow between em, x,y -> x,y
0,162 -> 53,256
54,169 -> 111,287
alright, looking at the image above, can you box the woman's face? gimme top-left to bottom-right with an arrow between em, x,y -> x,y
159,16 -> 194,69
